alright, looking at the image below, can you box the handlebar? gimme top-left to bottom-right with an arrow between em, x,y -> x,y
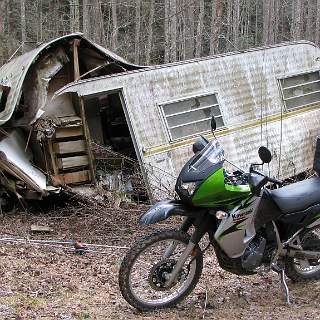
250,169 -> 282,186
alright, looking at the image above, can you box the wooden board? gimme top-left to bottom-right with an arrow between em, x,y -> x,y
51,171 -> 90,185
63,170 -> 90,184
57,155 -> 89,170
53,140 -> 86,154
55,126 -> 83,139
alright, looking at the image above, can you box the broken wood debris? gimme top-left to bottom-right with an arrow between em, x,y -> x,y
30,224 -> 53,233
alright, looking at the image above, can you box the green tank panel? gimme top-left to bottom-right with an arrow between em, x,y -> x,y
192,168 -> 251,209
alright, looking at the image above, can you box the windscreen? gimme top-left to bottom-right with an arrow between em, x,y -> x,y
189,139 -> 224,172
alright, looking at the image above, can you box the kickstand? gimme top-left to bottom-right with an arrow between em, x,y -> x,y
280,268 -> 291,305
272,264 -> 291,305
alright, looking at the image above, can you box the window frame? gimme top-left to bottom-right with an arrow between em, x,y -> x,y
278,69 -> 320,112
159,92 -> 225,142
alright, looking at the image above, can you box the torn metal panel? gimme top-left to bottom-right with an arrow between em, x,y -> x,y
0,129 -> 52,193
19,47 -> 70,126
0,33 -> 143,127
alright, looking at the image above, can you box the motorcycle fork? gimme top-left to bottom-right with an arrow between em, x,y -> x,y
165,214 -> 215,287
163,217 -> 194,259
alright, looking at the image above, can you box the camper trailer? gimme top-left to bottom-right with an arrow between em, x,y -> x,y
0,34 -> 320,204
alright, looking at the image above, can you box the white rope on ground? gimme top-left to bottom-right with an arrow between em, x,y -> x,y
0,236 -> 129,254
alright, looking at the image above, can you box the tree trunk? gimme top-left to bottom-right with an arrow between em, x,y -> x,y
316,0 -> 320,45
83,0 -> 90,36
111,0 -> 118,50
164,0 -> 170,62
233,0 -> 240,48
134,0 -> 141,64
170,0 -> 177,62
74,0 -> 80,32
0,0 -> 7,34
305,0 -> 314,41
21,0 -> 26,53
184,1 -> 194,59
210,0 -> 222,55
145,0 -> 155,64
291,0 -> 303,40
195,0 -> 204,57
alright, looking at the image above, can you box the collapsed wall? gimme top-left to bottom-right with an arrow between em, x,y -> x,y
0,34 -> 148,208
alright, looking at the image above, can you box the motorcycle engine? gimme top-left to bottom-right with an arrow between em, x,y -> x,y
242,236 -> 266,271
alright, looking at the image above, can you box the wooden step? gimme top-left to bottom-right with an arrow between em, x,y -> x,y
53,140 -> 86,155
51,170 -> 91,185
57,155 -> 89,170
55,126 -> 84,139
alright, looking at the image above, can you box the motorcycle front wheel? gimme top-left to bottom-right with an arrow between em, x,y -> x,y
118,229 -> 203,311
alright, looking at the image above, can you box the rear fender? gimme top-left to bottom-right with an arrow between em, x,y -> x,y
139,200 -> 205,225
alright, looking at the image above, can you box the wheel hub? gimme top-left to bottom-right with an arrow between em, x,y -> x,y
148,259 -> 185,291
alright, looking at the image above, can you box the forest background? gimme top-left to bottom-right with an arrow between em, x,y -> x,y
0,0 -> 320,66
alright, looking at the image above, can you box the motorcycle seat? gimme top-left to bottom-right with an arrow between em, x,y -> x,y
270,177 -> 320,214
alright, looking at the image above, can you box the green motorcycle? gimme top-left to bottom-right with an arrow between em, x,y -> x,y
119,116 -> 320,310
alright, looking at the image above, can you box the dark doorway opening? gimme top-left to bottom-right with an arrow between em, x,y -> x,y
83,91 -> 149,203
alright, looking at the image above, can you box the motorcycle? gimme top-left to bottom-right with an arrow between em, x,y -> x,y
118,116 -> 320,311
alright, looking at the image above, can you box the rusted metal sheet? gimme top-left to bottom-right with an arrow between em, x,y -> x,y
55,41 -> 320,199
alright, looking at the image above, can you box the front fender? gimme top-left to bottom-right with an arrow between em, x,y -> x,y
139,200 -> 203,225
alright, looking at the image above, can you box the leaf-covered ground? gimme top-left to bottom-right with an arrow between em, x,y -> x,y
0,202 -> 319,320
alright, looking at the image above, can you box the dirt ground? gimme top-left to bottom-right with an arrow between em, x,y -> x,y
0,198 -> 319,320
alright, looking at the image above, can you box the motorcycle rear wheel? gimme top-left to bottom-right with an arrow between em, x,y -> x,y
118,229 -> 203,311
285,226 -> 320,281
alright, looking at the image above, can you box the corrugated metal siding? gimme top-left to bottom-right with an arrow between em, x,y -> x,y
56,42 -> 320,198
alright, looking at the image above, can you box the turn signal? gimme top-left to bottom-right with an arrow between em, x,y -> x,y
216,210 -> 228,219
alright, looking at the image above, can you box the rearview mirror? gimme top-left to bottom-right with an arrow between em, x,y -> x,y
258,146 -> 272,164
211,116 -> 217,133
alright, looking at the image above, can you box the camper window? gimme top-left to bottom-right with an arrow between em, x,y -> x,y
280,71 -> 320,110
161,94 -> 224,141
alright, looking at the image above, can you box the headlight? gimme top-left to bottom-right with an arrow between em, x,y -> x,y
180,182 -> 197,196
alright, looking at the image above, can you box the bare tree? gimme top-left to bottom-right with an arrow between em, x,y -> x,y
83,0 -> 90,36
70,0 -> 80,32
134,0 -> 141,64
0,0 -> 7,34
233,0 -> 240,48
195,0 -> 204,57
164,0 -> 170,62
170,0 -> 177,62
184,1 -> 194,59
20,0 -> 26,53
291,0 -> 303,40
111,0 -> 118,50
316,0 -> 320,45
145,0 -> 155,64
210,0 -> 223,55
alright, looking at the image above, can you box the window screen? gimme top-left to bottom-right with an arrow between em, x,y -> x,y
161,94 -> 224,141
280,71 -> 320,110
